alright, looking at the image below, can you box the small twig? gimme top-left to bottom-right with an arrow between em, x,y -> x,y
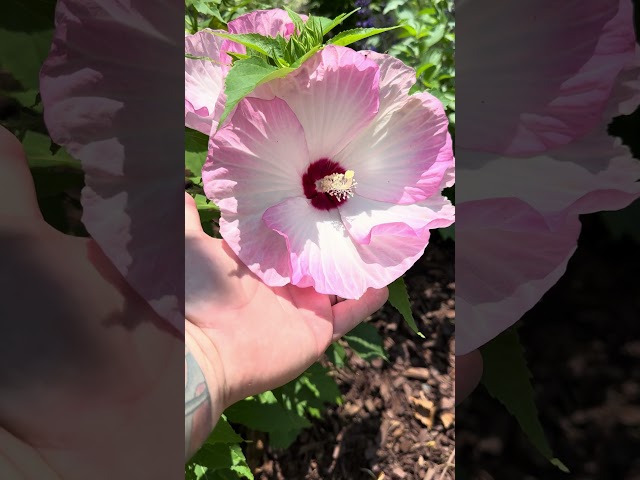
327,427 -> 346,475
438,449 -> 455,480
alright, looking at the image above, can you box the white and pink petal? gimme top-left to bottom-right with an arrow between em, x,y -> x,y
358,50 -> 417,118
267,45 -> 381,162
262,195 -> 440,299
185,29 -> 230,134
203,97 -> 310,212
203,96 -> 312,282
228,8 -> 306,37
338,195 -> 454,245
335,92 -> 451,204
218,213 -> 292,286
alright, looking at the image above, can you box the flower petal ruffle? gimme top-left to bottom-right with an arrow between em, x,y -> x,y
204,96 -> 311,285
358,50 -> 416,118
268,45 -> 381,161
335,92 -> 451,204
185,29 -> 229,134
338,195 -> 454,245
228,8 -> 305,37
263,196 -> 432,299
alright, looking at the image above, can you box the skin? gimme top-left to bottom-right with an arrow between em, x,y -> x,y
0,126 -> 389,478
184,192 -> 389,459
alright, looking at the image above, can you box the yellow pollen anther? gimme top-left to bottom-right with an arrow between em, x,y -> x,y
316,170 -> 357,200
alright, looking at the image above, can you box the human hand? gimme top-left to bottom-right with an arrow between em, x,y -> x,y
184,192 -> 389,456
0,126 -> 184,479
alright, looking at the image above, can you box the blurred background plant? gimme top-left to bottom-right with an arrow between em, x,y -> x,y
185,0 -> 455,127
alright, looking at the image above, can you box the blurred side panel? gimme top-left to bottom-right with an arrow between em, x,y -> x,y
456,0 -> 640,477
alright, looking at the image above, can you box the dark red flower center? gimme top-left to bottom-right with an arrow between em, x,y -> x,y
302,159 -> 354,211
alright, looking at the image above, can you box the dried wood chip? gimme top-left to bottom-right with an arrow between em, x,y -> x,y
409,391 -> 436,429
440,412 -> 454,429
403,367 -> 431,381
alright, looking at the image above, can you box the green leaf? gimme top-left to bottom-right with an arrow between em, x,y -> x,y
23,131 -> 79,169
188,443 -> 253,479
301,16 -> 324,47
224,397 -> 311,434
288,35 -> 307,60
344,322 -> 388,361
290,45 -> 323,68
416,63 -> 437,80
0,0 -> 55,90
195,194 -> 220,227
218,57 -> 291,127
225,51 -> 251,63
185,0 -> 223,23
207,415 -> 244,445
328,26 -> 402,47
438,225 -> 455,241
0,28 -> 53,89
269,428 -> 300,450
388,277 -> 423,337
481,328 -> 569,473
269,363 -> 342,445
422,23 -> 446,48
314,16 -> 334,34
2,88 -> 39,108
299,363 -> 342,404
382,0 -> 405,15
185,52 -> 225,63
282,6 -> 305,36
185,128 -> 208,181
202,467 -> 253,480
208,31 -> 282,58
321,9 -> 360,36
325,342 -> 347,368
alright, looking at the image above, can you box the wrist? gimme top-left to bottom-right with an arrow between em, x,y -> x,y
184,324 -> 226,459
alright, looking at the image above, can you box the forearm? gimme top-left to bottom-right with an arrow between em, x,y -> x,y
184,329 -> 225,461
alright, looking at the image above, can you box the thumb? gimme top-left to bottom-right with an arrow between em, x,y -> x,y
0,126 -> 43,224
331,287 -> 389,340
185,192 -> 205,235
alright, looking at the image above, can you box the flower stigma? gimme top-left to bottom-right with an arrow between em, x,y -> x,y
302,159 -> 356,210
315,170 -> 357,200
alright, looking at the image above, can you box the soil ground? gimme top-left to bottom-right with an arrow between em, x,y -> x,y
245,236 -> 456,480
456,212 -> 640,480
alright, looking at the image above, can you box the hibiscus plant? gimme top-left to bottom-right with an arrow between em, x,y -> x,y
185,3 -> 455,479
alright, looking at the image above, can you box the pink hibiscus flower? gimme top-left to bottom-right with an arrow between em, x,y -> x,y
456,0 -> 640,354
185,9 -> 307,135
202,46 -> 455,299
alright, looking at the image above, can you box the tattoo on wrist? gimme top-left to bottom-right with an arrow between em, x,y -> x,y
185,348 -> 212,459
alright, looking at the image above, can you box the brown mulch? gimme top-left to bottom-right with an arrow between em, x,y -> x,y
246,236 -> 455,480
